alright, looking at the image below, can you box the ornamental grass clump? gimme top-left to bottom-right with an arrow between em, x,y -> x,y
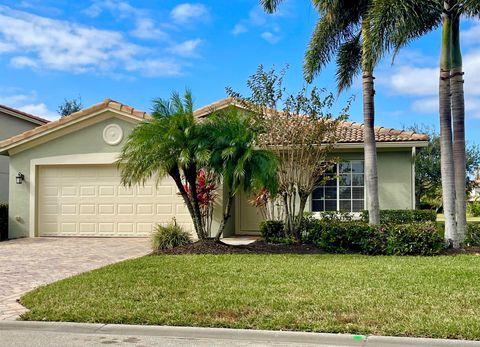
152,222 -> 192,251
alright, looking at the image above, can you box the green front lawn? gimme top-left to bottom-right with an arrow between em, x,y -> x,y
21,254 -> 480,340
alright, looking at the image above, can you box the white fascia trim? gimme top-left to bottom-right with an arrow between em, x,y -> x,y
2,108 -> 143,154
29,153 -> 119,237
335,141 -> 429,149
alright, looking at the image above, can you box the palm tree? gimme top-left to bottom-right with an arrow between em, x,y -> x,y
261,0 -> 382,224
202,107 -> 278,241
118,90 -> 209,240
367,0 -> 480,247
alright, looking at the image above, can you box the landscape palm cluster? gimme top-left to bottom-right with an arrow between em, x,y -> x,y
262,0 -> 480,248
118,91 -> 278,241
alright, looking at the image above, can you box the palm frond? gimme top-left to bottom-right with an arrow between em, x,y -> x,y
335,33 -> 362,92
367,0 -> 442,65
260,0 -> 284,13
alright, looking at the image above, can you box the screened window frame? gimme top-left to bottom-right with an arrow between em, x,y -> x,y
311,160 -> 365,213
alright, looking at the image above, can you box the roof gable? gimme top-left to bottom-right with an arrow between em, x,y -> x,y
0,99 -> 150,153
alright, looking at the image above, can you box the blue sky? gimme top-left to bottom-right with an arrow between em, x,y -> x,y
0,0 -> 478,145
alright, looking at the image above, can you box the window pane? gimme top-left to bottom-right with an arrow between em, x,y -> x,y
352,174 -> 364,187
312,187 -> 324,199
312,200 -> 324,212
339,174 -> 351,186
339,187 -> 351,199
325,187 -> 337,199
325,200 -> 336,211
339,162 -> 351,173
351,160 -> 364,173
352,187 -> 364,199
339,200 -> 351,212
352,200 -> 364,212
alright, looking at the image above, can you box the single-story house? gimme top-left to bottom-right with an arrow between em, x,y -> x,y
0,105 -> 49,204
0,98 -> 428,239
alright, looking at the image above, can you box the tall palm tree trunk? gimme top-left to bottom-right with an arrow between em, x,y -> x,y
439,5 -> 457,246
451,14 -> 466,245
362,21 -> 380,225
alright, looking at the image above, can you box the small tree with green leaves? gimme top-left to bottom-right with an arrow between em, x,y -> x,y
228,65 -> 349,240
409,125 -> 480,211
57,97 -> 82,117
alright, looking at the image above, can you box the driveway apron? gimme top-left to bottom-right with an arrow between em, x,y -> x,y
0,237 -> 149,320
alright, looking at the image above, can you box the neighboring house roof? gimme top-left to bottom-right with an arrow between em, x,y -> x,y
0,104 -> 50,126
0,98 -> 428,153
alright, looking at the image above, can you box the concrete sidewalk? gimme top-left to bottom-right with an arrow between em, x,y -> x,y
1,321 -> 479,347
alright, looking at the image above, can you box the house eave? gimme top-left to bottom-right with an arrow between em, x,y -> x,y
335,141 -> 429,149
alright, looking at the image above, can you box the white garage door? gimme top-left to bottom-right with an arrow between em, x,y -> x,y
38,165 -> 193,237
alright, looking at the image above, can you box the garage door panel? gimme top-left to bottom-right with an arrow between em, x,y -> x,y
38,165 -> 194,237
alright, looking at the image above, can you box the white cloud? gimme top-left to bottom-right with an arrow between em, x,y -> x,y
463,23 -> 480,46
83,1 -> 168,41
168,39 -> 202,57
18,103 -> 55,119
231,5 -> 283,43
10,56 -> 38,68
383,49 -> 480,119
231,24 -> 247,35
131,18 -> 168,40
0,5 -> 181,76
261,31 -> 281,44
389,66 -> 438,96
0,90 -> 57,120
170,3 -> 208,24
411,97 -> 438,113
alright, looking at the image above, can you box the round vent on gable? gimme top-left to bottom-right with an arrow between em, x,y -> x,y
103,124 -> 123,145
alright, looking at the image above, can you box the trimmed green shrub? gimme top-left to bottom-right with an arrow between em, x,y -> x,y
468,202 -> 480,217
465,223 -> 480,246
151,223 -> 191,251
385,222 -> 444,256
0,204 -> 7,241
302,219 -> 443,255
316,221 -> 374,253
361,209 -> 437,224
260,220 -> 286,243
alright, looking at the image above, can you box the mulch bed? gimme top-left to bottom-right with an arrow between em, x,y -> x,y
152,239 -> 480,256
443,246 -> 480,255
152,239 -> 324,255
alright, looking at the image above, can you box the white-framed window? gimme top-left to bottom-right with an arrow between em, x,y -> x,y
311,160 -> 365,212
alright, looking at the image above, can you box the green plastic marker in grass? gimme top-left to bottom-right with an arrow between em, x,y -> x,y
352,335 -> 365,340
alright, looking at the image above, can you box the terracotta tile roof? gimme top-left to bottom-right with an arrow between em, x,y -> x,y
337,121 -> 428,143
195,98 -> 429,143
0,98 -> 428,151
0,104 -> 50,125
0,99 -> 151,149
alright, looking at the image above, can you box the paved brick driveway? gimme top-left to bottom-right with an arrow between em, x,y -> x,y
0,237 -> 150,320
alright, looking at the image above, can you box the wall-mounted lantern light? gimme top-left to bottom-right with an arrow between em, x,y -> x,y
15,172 -> 24,184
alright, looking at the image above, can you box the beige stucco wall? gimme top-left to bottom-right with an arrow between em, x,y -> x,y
236,149 -> 414,234
7,108 -> 415,238
0,112 -> 44,203
8,112 -> 136,238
